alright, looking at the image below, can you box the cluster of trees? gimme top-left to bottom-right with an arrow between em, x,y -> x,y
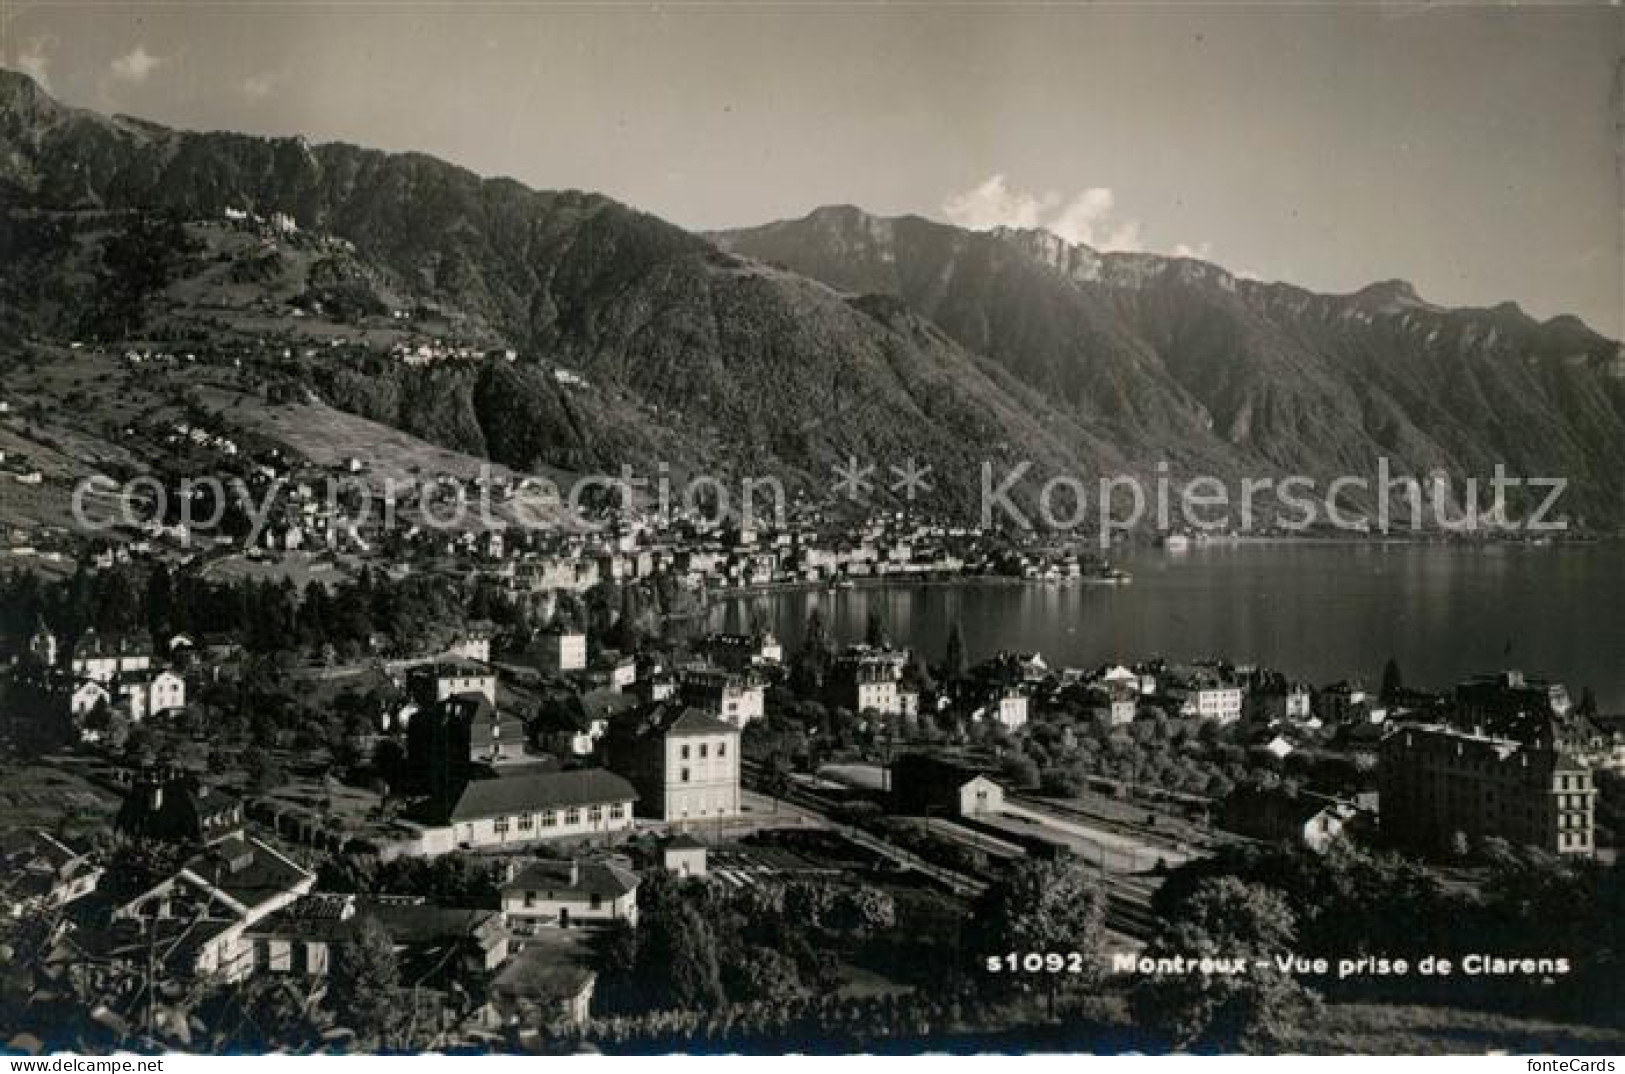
315,850 -> 514,903
1154,840 -> 1625,1027
596,872 -> 899,1014
0,563 -> 471,662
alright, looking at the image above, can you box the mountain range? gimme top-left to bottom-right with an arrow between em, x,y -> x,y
2,67 -> 1621,528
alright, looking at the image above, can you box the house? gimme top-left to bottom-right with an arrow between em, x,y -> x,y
1248,678 -> 1311,723
110,834 -> 316,982
890,753 -> 1005,818
444,768 -> 638,850
370,900 -> 511,982
679,665 -> 766,728
25,617 -> 57,668
483,929 -> 598,1030
529,628 -> 587,675
827,646 -> 909,716
534,689 -> 636,757
244,894 -> 509,986
70,678 -> 111,718
116,772 -> 245,847
992,688 -> 1029,731
1219,787 -> 1355,853
1317,681 -> 1371,725
1087,682 -> 1138,726
594,651 -> 637,693
408,658 -> 497,706
604,704 -> 742,823
1166,670 -> 1244,724
661,833 -> 708,878
115,668 -> 186,721
0,830 -> 103,918
501,857 -> 641,932
447,625 -> 494,664
71,630 -> 153,683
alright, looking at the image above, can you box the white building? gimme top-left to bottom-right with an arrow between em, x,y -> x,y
71,631 -> 153,684
531,629 -> 587,675
408,659 -> 497,706
445,769 -> 637,851
1169,677 -> 1244,724
118,669 -> 187,721
501,858 -> 641,932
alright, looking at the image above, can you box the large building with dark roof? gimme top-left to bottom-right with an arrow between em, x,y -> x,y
604,703 -> 741,823
1378,723 -> 1596,857
444,768 -> 637,849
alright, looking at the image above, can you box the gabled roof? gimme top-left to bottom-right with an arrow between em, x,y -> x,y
504,859 -> 640,899
181,835 -> 313,915
662,706 -> 738,738
448,768 -> 636,821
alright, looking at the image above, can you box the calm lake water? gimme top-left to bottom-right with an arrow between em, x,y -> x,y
705,542 -> 1625,711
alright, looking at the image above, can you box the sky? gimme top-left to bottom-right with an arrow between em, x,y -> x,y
3,1 -> 1621,335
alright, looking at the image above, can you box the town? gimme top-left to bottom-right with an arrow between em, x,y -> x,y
1,536 -> 1621,1054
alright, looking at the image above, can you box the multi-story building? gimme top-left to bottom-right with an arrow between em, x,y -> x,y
679,664 -> 766,728
408,658 -> 497,706
501,858 -> 641,932
1166,670 -> 1244,724
992,688 -> 1029,731
116,668 -> 187,720
1378,723 -> 1596,857
529,628 -> 587,675
605,704 -> 741,822
71,630 -> 153,684
699,632 -> 784,673
407,692 -> 532,803
828,646 -> 909,716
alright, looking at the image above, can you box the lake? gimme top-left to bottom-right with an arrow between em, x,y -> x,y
703,541 -> 1625,710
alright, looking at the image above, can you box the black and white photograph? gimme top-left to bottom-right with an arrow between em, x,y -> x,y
0,0 -> 1622,1060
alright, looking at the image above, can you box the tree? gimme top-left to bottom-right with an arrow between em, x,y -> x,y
970,859 -> 1107,1011
1131,877 -> 1317,1052
243,746 -> 287,795
944,620 -> 968,683
146,562 -> 176,641
329,916 -> 402,1046
635,899 -> 725,1010
791,608 -> 834,694
1380,658 -> 1404,704
864,609 -> 888,649
727,946 -> 803,1004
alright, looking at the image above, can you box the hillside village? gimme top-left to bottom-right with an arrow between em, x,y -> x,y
0,43 -> 1623,1058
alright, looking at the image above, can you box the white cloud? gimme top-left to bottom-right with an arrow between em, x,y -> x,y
109,44 -> 163,83
1172,241 -> 1215,261
15,36 -> 54,90
940,175 -> 1149,252
941,174 -> 1060,232
1048,187 -> 1117,246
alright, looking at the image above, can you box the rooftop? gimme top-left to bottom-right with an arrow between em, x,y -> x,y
449,768 -> 637,822
504,858 -> 640,899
